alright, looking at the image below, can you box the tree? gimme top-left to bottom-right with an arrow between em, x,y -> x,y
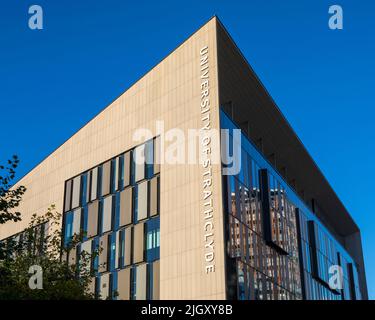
0,205 -> 100,300
0,155 -> 26,224
0,157 -> 101,300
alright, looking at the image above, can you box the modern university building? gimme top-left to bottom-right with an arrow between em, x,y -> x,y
0,17 -> 367,300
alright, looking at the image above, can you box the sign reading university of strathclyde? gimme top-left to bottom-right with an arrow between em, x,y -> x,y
199,45 -> 215,274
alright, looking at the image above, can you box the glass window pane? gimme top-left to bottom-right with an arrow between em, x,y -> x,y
145,139 -> 154,178
147,232 -> 153,250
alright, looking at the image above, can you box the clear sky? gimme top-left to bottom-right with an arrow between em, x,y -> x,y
1,0 -> 374,299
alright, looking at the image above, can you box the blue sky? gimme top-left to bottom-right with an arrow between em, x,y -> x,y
1,0 -> 374,299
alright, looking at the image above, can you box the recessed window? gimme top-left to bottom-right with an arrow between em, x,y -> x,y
146,217 -> 160,262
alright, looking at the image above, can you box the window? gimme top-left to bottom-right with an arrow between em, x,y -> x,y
81,173 -> 88,206
117,227 -> 132,268
146,217 -> 160,262
145,139 -> 154,179
61,141 -> 161,300
64,212 -> 73,245
64,209 -> 81,245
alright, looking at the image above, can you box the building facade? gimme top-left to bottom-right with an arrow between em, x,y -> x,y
0,17 -> 367,300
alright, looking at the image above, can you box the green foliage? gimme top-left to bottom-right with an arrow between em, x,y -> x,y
0,206 -> 99,300
0,157 -> 100,300
0,155 -> 26,224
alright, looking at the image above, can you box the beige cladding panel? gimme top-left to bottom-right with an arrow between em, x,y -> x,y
100,273 -> 110,300
136,263 -> 147,300
1,17 -> 225,299
87,201 -> 99,238
99,235 -> 108,273
137,180 -> 148,221
119,187 -> 133,226
101,161 -> 111,197
124,227 -> 131,266
123,151 -> 131,187
71,175 -> 81,209
153,260 -> 160,299
133,223 -> 145,264
72,208 -> 81,235
150,176 -> 159,217
64,180 -> 72,212
117,268 -> 131,300
90,167 -> 98,201
102,195 -> 113,233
